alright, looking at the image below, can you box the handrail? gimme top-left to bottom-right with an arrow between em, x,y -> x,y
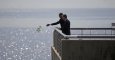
71,28 -> 115,30
56,27 -> 115,38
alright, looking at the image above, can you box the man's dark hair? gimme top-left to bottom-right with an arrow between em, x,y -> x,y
59,13 -> 63,16
63,14 -> 67,18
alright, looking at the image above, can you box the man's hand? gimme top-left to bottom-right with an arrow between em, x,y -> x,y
46,24 -> 51,26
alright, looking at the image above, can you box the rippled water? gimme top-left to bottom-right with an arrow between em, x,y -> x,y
0,27 -> 53,60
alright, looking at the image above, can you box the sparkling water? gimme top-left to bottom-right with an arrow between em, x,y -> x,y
0,27 -> 53,60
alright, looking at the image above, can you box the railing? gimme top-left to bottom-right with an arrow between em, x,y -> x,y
53,28 -> 115,57
71,28 -> 115,35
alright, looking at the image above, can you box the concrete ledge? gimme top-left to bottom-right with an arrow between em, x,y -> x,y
51,46 -> 61,60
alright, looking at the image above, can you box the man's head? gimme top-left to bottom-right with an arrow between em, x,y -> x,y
62,14 -> 67,20
59,13 -> 63,19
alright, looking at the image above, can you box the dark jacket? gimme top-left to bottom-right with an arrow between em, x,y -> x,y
51,19 -> 71,35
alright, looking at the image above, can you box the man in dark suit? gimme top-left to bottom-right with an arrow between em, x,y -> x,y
46,13 -> 71,35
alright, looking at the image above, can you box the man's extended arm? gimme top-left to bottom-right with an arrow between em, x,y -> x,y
46,21 -> 60,26
51,21 -> 60,25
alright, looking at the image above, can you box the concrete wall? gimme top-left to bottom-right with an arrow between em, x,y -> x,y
61,40 -> 115,60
